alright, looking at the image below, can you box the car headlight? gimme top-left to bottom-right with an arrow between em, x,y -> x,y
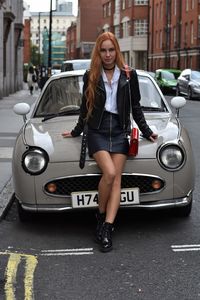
158,143 -> 185,171
22,148 -> 49,175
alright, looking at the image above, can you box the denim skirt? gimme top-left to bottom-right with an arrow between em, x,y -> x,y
88,111 -> 129,157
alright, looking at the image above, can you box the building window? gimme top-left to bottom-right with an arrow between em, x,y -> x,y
174,0 -> 177,15
198,16 -> 200,38
114,25 -> 120,38
122,0 -> 126,10
103,4 -> 106,17
108,2 -> 111,16
186,0 -> 189,11
122,18 -> 130,37
134,0 -> 148,5
184,23 -> 188,44
160,1 -> 163,19
159,30 -> 162,49
173,26 -> 176,46
134,19 -> 147,35
128,0 -> 132,7
191,22 -> 194,44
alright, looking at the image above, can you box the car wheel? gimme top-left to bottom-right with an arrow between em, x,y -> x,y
173,199 -> 192,217
176,85 -> 180,96
17,200 -> 32,222
187,87 -> 193,100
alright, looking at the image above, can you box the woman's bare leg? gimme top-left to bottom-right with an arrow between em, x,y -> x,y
105,153 -> 127,223
93,150 -> 116,213
93,151 -> 127,221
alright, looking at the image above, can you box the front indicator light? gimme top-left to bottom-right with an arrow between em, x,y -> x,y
46,183 -> 57,193
152,179 -> 162,190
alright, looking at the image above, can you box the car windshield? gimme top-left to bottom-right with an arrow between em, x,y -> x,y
34,76 -> 83,117
62,60 -> 91,72
191,71 -> 200,80
139,76 -> 167,111
34,74 -> 167,118
162,71 -> 176,80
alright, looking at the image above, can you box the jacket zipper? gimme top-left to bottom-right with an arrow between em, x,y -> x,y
109,113 -> 112,152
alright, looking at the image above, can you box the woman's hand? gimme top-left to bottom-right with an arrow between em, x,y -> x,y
62,131 -> 72,138
149,133 -> 158,142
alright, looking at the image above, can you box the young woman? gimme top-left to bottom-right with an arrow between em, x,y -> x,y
62,32 -> 157,252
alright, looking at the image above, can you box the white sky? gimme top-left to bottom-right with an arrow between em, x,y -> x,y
24,0 -> 78,15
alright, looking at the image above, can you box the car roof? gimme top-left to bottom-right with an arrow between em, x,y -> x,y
156,68 -> 181,73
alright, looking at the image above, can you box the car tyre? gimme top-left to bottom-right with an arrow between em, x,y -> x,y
17,200 -> 33,222
173,199 -> 192,218
176,85 -> 180,96
187,87 -> 193,100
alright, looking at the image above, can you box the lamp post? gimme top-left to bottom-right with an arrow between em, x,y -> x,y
48,0 -> 53,76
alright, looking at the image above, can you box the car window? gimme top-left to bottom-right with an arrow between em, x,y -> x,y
138,75 -> 167,110
162,71 -> 175,80
34,76 -> 83,116
191,71 -> 200,80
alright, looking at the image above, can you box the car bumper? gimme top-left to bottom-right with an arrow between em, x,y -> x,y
19,189 -> 193,212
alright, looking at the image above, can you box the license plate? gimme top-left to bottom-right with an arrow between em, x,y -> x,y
71,188 -> 139,208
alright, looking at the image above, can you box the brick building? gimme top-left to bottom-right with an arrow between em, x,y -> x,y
23,10 -> 31,64
67,0 -> 149,68
75,0 -> 102,58
66,21 -> 77,59
148,0 -> 200,71
101,0 -> 149,68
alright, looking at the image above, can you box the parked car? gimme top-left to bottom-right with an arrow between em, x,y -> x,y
155,69 -> 181,94
61,59 -> 91,72
12,70 -> 195,221
176,69 -> 200,100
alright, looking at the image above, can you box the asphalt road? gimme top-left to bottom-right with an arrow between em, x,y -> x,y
0,94 -> 200,300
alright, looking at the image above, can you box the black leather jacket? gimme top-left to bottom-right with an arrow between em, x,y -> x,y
71,68 -> 153,139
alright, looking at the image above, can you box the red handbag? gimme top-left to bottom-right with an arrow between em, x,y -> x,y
128,127 -> 139,156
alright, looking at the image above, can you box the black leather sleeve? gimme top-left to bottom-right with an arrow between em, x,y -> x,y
130,70 -> 153,139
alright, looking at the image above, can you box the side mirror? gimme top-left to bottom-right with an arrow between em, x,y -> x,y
13,103 -> 31,122
170,96 -> 186,117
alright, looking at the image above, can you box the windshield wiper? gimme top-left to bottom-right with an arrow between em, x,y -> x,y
42,108 -> 80,122
141,106 -> 165,112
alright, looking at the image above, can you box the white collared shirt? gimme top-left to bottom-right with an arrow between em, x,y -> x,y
102,66 -> 120,114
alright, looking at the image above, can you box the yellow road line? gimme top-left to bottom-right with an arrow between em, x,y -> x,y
24,255 -> 38,300
2,252 -> 38,300
4,253 -> 21,300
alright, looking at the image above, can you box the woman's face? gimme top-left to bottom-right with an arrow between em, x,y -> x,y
99,39 -> 116,68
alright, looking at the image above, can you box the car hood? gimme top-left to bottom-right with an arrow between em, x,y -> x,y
23,114 -> 180,161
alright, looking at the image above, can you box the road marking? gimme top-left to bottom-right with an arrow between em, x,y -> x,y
0,247 -> 93,298
4,253 -> 21,300
0,147 -> 13,159
171,244 -> 200,252
1,252 -> 38,300
40,248 -> 94,256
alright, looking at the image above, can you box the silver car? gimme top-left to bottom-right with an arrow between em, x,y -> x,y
176,69 -> 200,100
12,70 -> 195,221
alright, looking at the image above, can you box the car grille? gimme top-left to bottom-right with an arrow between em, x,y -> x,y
44,174 -> 165,196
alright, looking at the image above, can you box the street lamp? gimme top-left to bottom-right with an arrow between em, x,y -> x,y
48,0 -> 53,72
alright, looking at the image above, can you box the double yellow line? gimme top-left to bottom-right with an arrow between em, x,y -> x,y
0,251 -> 38,300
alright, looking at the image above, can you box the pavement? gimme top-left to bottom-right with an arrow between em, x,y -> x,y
0,84 -> 39,220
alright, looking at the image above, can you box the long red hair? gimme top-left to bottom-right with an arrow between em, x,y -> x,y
85,32 -> 125,119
